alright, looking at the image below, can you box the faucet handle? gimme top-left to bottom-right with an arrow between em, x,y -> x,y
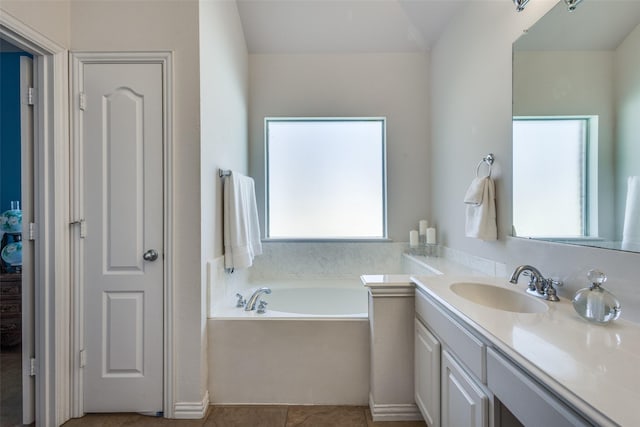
235,293 -> 246,308
257,299 -> 268,314
548,278 -> 563,287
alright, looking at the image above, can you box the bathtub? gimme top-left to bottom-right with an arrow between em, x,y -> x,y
207,280 -> 370,405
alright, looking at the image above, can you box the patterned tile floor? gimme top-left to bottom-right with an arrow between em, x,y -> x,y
61,406 -> 427,427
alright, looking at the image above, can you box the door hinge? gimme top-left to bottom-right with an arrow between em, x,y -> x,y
70,219 -> 86,238
79,350 -> 86,368
28,222 -> 37,241
29,358 -> 36,376
79,92 -> 86,111
27,87 -> 36,105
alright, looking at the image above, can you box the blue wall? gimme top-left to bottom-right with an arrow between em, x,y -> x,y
0,51 -> 32,213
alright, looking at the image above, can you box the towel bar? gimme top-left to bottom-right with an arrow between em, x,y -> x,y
219,169 -> 232,178
476,153 -> 495,178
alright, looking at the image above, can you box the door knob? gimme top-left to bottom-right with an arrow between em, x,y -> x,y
143,249 -> 159,261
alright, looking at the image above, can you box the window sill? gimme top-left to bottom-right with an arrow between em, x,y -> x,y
261,238 -> 393,243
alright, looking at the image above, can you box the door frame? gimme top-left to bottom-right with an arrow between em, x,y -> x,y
0,10 -> 69,427
69,51 -> 175,418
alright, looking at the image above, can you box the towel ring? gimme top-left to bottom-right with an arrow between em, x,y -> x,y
475,153 -> 495,178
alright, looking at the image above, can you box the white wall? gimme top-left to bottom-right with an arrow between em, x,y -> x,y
69,0 -> 206,407
430,1 -> 640,323
199,0 -> 249,404
248,53 -> 430,241
615,23 -> 640,237
1,0 -> 70,48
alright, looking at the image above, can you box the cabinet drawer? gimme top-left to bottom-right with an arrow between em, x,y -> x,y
416,288 -> 486,382
487,348 -> 592,427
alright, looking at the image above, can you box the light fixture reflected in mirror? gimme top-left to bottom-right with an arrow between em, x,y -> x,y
564,0 -> 585,12
514,0 -> 585,12
513,0 -> 530,12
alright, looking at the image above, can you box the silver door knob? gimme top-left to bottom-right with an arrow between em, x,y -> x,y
143,249 -> 159,261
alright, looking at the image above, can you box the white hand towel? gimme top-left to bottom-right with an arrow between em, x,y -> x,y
464,176 -> 488,206
465,176 -> 497,241
622,176 -> 640,246
223,172 -> 262,270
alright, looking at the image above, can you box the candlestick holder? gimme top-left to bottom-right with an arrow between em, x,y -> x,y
406,243 -> 440,258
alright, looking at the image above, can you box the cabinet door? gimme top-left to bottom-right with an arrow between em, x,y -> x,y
441,350 -> 488,427
415,319 -> 441,427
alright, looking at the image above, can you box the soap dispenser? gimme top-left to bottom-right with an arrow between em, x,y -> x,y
572,269 -> 621,324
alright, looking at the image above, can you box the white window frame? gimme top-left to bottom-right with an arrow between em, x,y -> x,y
264,117 -> 388,241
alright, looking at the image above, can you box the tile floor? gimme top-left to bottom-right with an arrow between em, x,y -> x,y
62,406 -> 427,427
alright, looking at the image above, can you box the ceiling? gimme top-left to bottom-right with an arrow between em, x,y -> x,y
514,0 -> 640,51
236,0 -> 467,54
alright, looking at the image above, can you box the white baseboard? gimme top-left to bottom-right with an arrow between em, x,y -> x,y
173,390 -> 210,419
368,393 -> 423,422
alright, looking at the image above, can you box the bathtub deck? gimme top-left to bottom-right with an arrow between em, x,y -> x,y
62,405 -> 427,426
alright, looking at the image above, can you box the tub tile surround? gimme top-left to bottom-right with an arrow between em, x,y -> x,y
209,241 -> 514,317
208,242 -> 407,316
249,241 -> 408,280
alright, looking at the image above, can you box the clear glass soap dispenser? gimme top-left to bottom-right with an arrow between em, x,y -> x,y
572,269 -> 621,324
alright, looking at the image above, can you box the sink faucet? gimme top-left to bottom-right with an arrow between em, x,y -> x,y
509,265 -> 560,301
245,287 -> 272,311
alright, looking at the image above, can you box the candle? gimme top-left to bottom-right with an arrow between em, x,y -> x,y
419,220 -> 428,235
410,230 -> 419,247
426,227 -> 436,245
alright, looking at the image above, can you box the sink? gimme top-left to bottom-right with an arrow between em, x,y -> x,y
450,282 -> 548,314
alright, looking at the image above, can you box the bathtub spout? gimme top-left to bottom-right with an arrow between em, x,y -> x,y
245,287 -> 272,311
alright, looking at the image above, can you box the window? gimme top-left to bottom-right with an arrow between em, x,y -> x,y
265,118 -> 387,239
513,117 -> 592,238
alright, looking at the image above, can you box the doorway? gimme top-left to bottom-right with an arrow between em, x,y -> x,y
0,39 -> 35,427
1,10 -> 71,427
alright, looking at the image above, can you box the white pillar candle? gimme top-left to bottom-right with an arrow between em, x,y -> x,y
426,227 -> 437,245
419,220 -> 428,235
410,230 -> 419,247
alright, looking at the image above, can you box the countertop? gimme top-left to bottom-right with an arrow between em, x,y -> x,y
411,274 -> 640,427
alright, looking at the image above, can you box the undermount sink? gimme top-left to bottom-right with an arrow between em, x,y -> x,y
450,282 -> 548,314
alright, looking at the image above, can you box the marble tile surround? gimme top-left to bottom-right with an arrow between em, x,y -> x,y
208,241 -> 511,317
248,242 -> 407,280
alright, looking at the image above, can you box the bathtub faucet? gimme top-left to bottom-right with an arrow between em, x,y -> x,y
245,287 -> 272,311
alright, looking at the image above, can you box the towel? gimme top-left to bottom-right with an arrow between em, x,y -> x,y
223,172 -> 262,270
622,176 -> 640,247
464,176 -> 497,240
464,176 -> 487,206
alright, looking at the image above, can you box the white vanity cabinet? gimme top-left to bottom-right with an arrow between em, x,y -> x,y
415,319 -> 440,427
441,349 -> 489,427
414,285 -> 596,427
415,287 -> 489,427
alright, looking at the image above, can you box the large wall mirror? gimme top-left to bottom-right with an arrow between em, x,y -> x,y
513,0 -> 640,253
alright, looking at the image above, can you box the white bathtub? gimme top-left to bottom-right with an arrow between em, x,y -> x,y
212,280 -> 369,318
208,280 -> 370,404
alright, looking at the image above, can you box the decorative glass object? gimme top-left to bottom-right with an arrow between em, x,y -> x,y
572,269 -> 621,324
0,205 -> 22,233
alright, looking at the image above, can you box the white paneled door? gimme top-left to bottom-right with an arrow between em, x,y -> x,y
79,60 -> 164,413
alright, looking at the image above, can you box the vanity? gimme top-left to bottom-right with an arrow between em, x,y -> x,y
412,274 -> 639,427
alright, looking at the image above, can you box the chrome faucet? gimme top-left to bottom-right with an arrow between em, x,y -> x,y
509,265 -> 561,301
245,287 -> 272,311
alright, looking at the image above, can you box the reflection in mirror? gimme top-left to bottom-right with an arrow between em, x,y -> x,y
512,0 -> 640,253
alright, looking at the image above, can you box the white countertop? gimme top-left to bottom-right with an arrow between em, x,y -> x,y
411,274 -> 640,427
